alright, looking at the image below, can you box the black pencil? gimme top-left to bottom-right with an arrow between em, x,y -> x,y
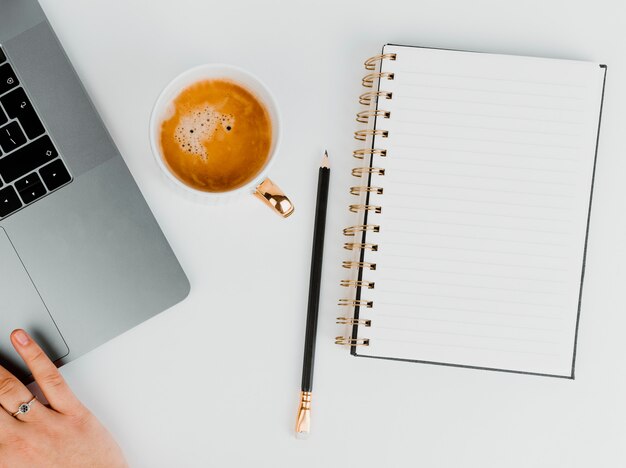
296,151 -> 330,439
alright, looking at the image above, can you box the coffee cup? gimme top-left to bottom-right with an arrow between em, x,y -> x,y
149,64 -> 294,217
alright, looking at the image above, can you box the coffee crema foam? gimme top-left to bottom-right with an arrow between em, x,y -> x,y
159,79 -> 272,193
173,105 -> 234,159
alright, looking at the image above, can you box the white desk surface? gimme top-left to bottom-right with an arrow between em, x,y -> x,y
35,0 -> 624,466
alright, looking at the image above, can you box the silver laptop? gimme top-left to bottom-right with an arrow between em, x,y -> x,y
0,0 -> 190,381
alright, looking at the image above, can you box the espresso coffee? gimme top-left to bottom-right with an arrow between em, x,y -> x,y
159,79 -> 272,192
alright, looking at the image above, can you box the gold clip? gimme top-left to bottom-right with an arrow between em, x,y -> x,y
254,178 -> 294,218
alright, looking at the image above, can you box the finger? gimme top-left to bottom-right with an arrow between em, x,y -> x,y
0,363 -> 46,422
0,399 -> 21,436
11,330 -> 83,416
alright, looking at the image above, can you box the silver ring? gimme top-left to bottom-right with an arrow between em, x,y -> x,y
12,397 -> 36,417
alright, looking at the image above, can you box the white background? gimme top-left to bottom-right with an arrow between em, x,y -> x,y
34,0 -> 625,466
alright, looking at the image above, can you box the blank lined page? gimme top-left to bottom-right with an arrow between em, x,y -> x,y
355,45 -> 605,377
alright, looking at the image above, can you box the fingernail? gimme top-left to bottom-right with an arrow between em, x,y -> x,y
14,330 -> 29,346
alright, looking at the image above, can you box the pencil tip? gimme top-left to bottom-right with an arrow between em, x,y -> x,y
321,151 -> 330,168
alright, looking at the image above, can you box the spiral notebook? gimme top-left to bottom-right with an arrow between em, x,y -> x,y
337,44 -> 606,378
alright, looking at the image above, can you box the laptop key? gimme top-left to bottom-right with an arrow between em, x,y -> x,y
39,159 -> 71,191
15,172 -> 43,193
0,121 -> 27,153
0,63 -> 19,95
17,181 -> 46,204
0,88 -> 45,139
0,185 -> 22,217
0,105 -> 7,126
0,135 -> 57,183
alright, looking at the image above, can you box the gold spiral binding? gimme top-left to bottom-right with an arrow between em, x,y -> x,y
353,148 -> 387,159
340,279 -> 375,289
359,90 -> 392,106
336,317 -> 372,327
362,72 -> 395,88
339,299 -> 373,308
343,224 -> 380,236
343,243 -> 378,252
356,110 -> 390,124
342,261 -> 376,270
335,336 -> 370,346
350,186 -> 383,195
354,129 -> 388,141
349,204 -> 382,214
364,53 -> 397,70
337,52 -> 397,350
352,167 -> 385,177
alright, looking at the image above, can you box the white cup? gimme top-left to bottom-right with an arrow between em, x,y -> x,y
149,64 -> 294,217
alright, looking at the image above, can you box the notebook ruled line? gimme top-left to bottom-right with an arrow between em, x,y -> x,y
383,276 -> 566,292
390,155 -> 579,173
390,118 -> 579,137
373,337 -> 558,356
381,280 -> 563,295
399,94 -> 585,113
384,204 -> 573,223
383,244 -> 568,259
373,325 -> 560,345
384,232 -> 569,247
373,290 -> 566,308
376,313 -> 561,331
383,218 -> 570,235
391,144 -> 580,163
396,82 -> 585,102
376,303 -> 565,320
380,256 -> 569,272
388,181 -> 574,198
392,131 -> 581,150
382,218 -> 568,234
388,168 -> 577,187
394,107 -> 585,125
395,69 -> 588,89
387,194 -> 572,210
382,269 -> 567,284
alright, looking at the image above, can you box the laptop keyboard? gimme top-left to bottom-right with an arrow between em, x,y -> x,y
0,46 -> 72,220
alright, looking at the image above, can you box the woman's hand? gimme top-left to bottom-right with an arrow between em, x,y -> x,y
0,329 -> 127,468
